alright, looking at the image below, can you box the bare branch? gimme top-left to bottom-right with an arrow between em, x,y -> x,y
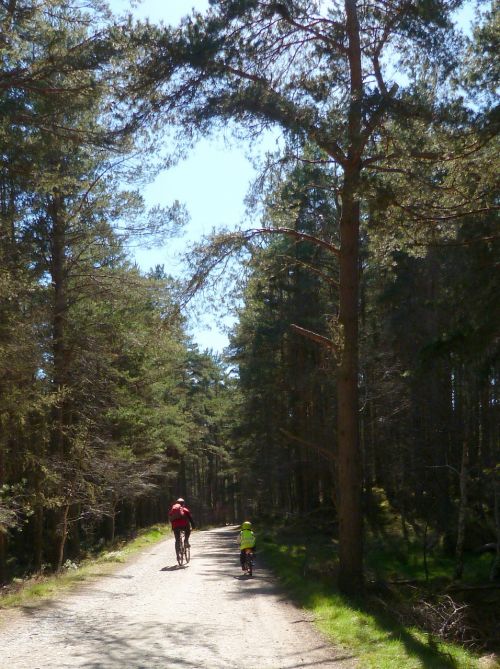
290,323 -> 339,354
276,254 -> 340,289
245,227 -> 340,256
279,428 -> 336,463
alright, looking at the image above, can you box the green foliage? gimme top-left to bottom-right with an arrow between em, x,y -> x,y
1,0 -> 497,635
120,0 -> 499,598
225,153 -> 339,515
260,529 -> 482,668
0,0 -> 235,581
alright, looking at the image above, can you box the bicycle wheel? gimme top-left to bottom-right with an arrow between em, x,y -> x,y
176,536 -> 184,566
184,544 -> 191,564
244,551 -> 252,576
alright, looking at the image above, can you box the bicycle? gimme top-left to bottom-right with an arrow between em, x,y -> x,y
175,530 -> 191,566
242,548 -> 254,576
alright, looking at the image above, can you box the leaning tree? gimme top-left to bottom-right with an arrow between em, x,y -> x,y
122,0 -> 497,594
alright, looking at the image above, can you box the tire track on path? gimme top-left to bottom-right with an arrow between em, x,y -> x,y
0,526 -> 357,669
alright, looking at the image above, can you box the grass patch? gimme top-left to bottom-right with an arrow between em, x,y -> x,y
259,530 -> 483,669
0,524 -> 170,612
366,535 -> 492,584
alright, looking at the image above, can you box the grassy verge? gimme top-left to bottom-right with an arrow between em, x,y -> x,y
0,524 -> 170,612
259,531 -> 484,669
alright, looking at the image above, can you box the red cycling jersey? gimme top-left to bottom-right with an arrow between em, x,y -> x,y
168,504 -> 194,530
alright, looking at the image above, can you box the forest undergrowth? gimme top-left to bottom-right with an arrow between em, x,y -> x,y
258,514 -> 499,669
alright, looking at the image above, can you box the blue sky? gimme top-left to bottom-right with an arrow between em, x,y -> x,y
110,0 -> 260,352
110,0 -> 209,25
109,0 -> 475,352
134,135 -> 262,353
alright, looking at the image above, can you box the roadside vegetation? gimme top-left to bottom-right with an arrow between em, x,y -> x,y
258,516 -> 498,669
1,3 -> 497,659
0,525 -> 170,613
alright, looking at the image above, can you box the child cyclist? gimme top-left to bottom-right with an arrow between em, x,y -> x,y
239,521 -> 256,570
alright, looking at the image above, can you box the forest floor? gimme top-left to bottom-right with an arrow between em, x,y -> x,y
258,521 -> 499,668
0,526 -> 357,669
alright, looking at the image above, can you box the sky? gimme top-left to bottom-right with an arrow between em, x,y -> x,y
109,0 -> 263,353
110,0 -> 209,25
108,0 -> 476,352
133,135 -> 263,352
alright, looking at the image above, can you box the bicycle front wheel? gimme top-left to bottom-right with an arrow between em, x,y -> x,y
184,545 -> 191,564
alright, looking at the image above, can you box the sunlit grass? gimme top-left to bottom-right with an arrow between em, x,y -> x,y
365,536 -> 492,584
260,535 -> 481,669
0,524 -> 170,611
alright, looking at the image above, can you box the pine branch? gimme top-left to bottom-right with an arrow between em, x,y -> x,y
245,227 -> 340,256
279,428 -> 336,462
290,323 -> 339,354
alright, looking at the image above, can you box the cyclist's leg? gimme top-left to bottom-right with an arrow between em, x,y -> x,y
184,526 -> 191,547
240,550 -> 246,570
173,527 -> 181,550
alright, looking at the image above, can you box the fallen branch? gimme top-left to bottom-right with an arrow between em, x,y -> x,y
446,584 -> 500,592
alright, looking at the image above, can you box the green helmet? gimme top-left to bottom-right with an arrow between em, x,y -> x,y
241,521 -> 252,530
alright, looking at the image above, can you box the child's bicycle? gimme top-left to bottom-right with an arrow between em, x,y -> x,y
176,530 -> 191,566
242,548 -> 254,576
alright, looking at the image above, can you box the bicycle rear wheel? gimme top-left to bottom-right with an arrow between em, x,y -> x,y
176,537 -> 184,566
244,551 -> 253,576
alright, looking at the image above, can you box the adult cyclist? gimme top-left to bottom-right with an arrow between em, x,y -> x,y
168,498 -> 195,550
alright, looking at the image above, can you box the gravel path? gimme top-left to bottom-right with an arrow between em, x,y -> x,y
0,526 -> 357,668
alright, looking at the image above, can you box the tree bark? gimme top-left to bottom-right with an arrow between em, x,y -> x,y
337,166 -> 363,594
48,191 -> 72,570
336,0 -> 364,595
49,190 -> 68,455
108,501 -> 117,543
33,502 -> 44,572
56,503 -> 70,571
0,431 -> 6,583
491,480 -> 500,582
453,436 -> 469,580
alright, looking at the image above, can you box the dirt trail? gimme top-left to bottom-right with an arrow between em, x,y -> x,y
0,526 -> 357,668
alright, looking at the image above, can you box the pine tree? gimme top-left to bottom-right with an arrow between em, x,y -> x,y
123,0 -> 497,592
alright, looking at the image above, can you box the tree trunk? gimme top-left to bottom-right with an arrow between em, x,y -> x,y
48,192 -> 72,571
423,521 -> 430,582
337,167 -> 363,594
50,191 -> 68,455
0,532 -> 6,584
454,436 -> 469,580
491,480 -> 500,582
0,433 -> 6,583
108,501 -> 117,543
33,502 -> 44,572
56,504 -> 70,571
336,0 -> 364,595
0,434 -> 6,582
